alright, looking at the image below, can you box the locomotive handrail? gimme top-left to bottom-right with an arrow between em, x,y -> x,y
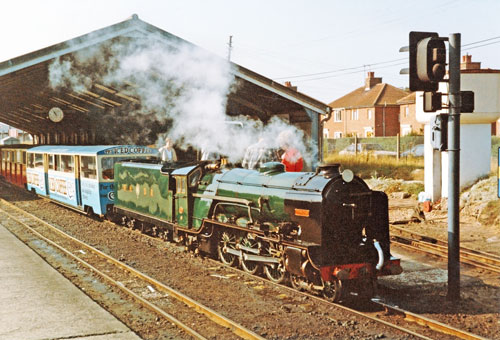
216,178 -> 321,192
374,240 -> 385,270
192,193 -> 253,206
212,202 -> 255,225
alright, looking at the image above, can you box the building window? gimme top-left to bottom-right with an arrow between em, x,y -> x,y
351,110 -> 359,120
401,125 -> 412,136
334,131 -> 343,139
368,109 -> 372,120
405,106 -> 409,118
323,128 -> 329,138
334,110 -> 342,122
364,127 -> 374,137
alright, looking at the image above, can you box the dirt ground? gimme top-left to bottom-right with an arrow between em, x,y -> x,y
368,175 -> 500,338
1,176 -> 499,339
366,176 -> 500,255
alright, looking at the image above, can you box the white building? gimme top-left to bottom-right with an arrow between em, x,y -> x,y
417,55 -> 500,201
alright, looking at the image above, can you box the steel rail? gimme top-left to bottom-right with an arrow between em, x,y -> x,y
0,205 -> 207,340
378,302 -> 490,340
390,225 -> 500,274
0,199 -> 265,340
97,212 -> 492,340
202,256 -> 490,340
0,196 -> 490,340
391,225 -> 500,261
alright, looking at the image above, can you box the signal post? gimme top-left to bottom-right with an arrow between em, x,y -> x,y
447,33 -> 461,301
401,31 -> 469,301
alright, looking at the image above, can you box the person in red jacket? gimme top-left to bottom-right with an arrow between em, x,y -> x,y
281,146 -> 303,172
278,130 -> 303,172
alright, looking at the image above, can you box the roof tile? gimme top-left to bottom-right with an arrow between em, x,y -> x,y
329,83 -> 409,109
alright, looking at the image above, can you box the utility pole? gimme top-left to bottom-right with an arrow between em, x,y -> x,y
227,35 -> 233,61
447,33 -> 461,301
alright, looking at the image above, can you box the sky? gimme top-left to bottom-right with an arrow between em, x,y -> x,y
0,0 -> 499,104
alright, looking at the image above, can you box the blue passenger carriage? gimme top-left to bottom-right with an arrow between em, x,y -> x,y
26,145 -> 157,216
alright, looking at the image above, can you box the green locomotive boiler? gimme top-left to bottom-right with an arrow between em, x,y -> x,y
113,160 -> 402,302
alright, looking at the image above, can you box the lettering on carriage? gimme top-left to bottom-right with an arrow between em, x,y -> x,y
103,147 -> 150,155
27,172 -> 43,190
81,180 -> 95,200
49,177 -> 75,200
99,183 -> 114,201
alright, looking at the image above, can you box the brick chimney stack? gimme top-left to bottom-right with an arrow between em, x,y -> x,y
365,72 -> 382,90
284,81 -> 297,91
461,54 -> 481,70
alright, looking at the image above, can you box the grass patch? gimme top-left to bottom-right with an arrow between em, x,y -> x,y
479,199 -> 500,226
492,136 -> 500,159
323,154 -> 424,181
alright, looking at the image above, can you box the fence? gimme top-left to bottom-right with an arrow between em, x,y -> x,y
324,135 -> 424,155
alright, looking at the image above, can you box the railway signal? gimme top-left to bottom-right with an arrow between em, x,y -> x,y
400,31 -> 447,92
401,32 -> 464,301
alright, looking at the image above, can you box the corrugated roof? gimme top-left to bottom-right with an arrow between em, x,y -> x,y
329,83 -> 409,109
0,14 -> 330,145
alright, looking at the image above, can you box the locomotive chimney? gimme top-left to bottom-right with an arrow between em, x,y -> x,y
315,163 -> 341,178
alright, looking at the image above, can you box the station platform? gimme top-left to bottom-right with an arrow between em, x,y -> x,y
0,223 -> 140,340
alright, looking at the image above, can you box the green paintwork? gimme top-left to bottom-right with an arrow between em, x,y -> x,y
192,171 -> 219,229
215,167 -> 306,222
194,165 -> 321,229
174,176 -> 188,227
114,162 -> 173,221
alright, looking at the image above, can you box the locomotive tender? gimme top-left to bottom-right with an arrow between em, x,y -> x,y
113,159 -> 402,301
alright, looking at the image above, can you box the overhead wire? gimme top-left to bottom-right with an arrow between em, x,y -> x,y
291,61 -> 408,83
274,58 -> 406,80
272,34 -> 500,83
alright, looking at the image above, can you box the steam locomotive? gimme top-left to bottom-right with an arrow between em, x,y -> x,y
112,159 -> 402,301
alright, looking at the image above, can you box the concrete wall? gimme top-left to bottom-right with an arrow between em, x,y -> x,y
419,72 -> 500,200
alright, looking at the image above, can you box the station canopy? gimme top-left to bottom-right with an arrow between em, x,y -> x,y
0,15 -> 329,146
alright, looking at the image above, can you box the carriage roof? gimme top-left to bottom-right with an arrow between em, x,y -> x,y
26,145 -> 157,156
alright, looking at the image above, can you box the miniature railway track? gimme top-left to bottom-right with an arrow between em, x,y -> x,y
202,258 -> 490,340
0,194 -> 491,340
390,225 -> 500,274
0,198 -> 264,340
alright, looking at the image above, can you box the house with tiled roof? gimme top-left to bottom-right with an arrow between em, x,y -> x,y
324,72 -> 409,138
397,92 -> 423,135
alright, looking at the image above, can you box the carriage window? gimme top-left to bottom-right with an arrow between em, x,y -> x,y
48,154 -> 55,170
10,151 -> 15,163
81,156 -> 97,179
22,151 -> 26,164
34,153 -> 43,168
55,155 -> 61,171
27,153 -> 34,168
58,155 -> 73,173
101,157 -> 115,180
6,151 -> 11,162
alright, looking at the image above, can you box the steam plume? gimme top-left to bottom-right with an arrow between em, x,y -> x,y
48,34 -> 316,166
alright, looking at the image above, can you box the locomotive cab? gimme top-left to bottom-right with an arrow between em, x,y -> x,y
171,165 -> 203,228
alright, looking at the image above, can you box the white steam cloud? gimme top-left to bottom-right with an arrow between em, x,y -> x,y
48,34 -> 317,167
